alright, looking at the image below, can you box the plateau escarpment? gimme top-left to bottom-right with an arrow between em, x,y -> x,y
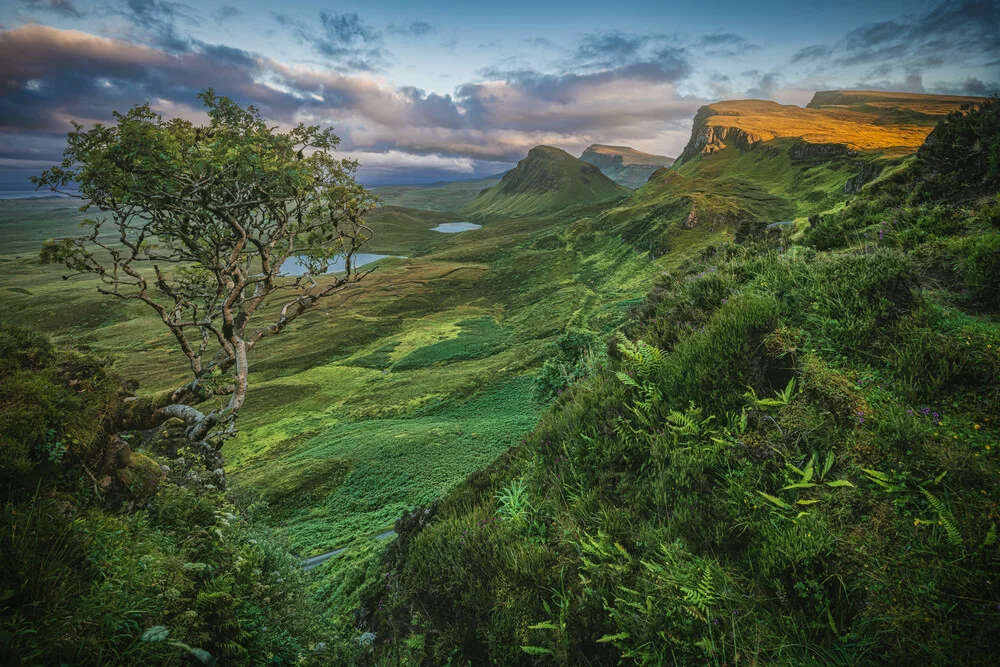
677,90 -> 983,164
580,144 -> 675,188
608,90 -> 987,255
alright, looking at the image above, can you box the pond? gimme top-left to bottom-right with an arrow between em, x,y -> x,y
432,222 -> 482,233
279,253 -> 398,276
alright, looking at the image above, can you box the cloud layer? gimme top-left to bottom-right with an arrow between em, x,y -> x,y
0,24 -> 706,177
0,0 -> 996,183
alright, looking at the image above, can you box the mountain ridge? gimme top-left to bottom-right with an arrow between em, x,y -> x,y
462,145 -> 630,218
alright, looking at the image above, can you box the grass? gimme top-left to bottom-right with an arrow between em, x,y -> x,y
5,90 -> 995,665
374,176 -> 502,212
360,98 -> 1000,665
0,174 -> 663,559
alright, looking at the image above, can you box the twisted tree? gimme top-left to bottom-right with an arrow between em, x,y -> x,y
35,90 -> 377,470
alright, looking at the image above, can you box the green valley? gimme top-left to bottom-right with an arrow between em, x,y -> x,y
2,87 -> 996,666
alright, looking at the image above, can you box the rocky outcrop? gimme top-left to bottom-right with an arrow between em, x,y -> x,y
844,162 -> 885,194
789,141 -> 856,161
676,106 -> 765,165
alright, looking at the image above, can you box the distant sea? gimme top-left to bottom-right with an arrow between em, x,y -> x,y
0,191 -> 80,200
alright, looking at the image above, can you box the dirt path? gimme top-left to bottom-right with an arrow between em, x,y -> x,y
302,529 -> 396,572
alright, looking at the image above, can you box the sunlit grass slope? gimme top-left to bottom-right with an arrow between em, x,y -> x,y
679,90 -> 985,161
600,92 -> 984,257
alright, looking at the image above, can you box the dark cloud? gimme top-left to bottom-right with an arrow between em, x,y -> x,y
119,0 -> 194,53
791,0 -> 999,78
387,20 -> 434,37
929,76 -> 1000,96
279,11 -> 389,71
213,5 -> 241,21
696,32 -> 760,58
790,44 -> 831,64
0,24 -> 704,169
19,0 -> 81,17
744,71 -> 782,99
572,31 -> 647,69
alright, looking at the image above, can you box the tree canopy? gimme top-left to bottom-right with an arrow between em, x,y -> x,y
35,90 -> 377,458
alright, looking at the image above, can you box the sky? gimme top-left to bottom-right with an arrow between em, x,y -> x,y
1,0 -> 998,186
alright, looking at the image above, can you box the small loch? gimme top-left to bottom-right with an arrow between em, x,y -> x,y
432,222 -> 482,233
280,253 -> 397,276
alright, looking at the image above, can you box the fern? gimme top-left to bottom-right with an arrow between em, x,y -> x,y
680,567 -> 716,618
984,523 -> 997,548
615,334 -> 664,382
920,487 -> 963,547
861,467 -> 906,492
744,377 -> 797,408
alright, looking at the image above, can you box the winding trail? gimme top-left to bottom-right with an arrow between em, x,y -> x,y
301,529 -> 396,572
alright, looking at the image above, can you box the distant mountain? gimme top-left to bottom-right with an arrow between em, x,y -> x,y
579,144 -> 675,188
462,145 -> 630,218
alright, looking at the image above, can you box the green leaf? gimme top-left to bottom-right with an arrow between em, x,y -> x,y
188,648 -> 213,664
860,467 -> 889,481
521,646 -> 554,655
786,463 -> 805,476
795,511 -> 811,519
802,454 -> 816,483
795,499 -> 822,505
825,479 -> 855,488
757,491 -> 792,510
821,451 -> 835,479
597,632 -> 630,643
782,482 -> 818,490
528,621 -> 559,630
141,626 -> 170,643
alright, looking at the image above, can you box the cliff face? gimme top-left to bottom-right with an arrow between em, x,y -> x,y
675,92 -> 985,166
676,105 -> 765,164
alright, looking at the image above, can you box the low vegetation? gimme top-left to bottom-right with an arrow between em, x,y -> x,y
2,91 -> 995,665
0,327 -> 331,664
359,98 -> 1000,665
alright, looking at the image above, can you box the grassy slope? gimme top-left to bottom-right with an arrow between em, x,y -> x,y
598,95 -> 982,258
373,176 -> 502,212
361,99 -> 1000,666
0,182 -> 659,557
462,146 -> 631,218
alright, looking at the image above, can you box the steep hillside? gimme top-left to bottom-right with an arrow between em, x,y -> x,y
603,91 -> 986,256
580,144 -> 675,188
462,145 -> 630,218
361,96 -> 1000,667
